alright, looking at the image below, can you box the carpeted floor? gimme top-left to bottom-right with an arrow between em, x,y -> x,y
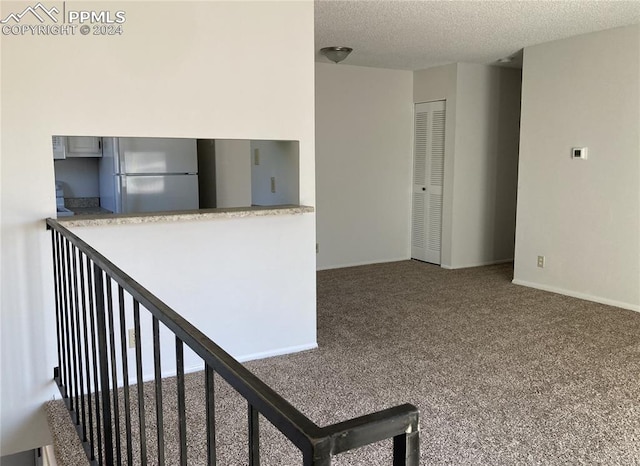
47,261 -> 640,465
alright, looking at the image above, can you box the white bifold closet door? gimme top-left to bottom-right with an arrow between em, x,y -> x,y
411,100 -> 445,264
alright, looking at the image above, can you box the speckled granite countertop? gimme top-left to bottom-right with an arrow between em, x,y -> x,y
69,206 -> 113,216
55,205 -> 314,227
60,197 -> 113,216
65,197 -> 100,209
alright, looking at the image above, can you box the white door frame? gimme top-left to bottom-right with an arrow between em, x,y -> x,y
411,100 -> 446,264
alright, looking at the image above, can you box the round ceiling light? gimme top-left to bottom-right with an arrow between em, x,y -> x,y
320,46 -> 353,64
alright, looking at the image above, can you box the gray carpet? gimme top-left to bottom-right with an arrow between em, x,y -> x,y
47,261 -> 640,465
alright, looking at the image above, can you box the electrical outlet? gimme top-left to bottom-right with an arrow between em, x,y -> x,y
128,328 -> 136,349
270,177 -> 276,193
254,148 -> 260,165
537,255 -> 545,268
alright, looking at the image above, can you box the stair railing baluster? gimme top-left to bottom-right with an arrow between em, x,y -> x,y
105,277 -> 122,465
153,317 -> 165,466
249,403 -> 260,466
71,245 -> 88,439
93,265 -> 114,466
205,365 -> 216,466
61,237 -> 73,403
65,238 -> 81,418
118,286 -> 133,465
87,260 -> 104,465
51,230 -> 64,390
133,300 -> 148,465
78,252 -> 95,458
176,338 -> 187,466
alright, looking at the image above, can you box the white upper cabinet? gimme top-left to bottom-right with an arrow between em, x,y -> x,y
66,136 -> 102,157
52,136 -> 66,159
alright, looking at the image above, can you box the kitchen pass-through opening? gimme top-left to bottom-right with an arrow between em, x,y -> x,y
52,136 -> 300,217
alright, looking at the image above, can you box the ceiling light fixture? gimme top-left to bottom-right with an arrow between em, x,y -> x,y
320,46 -> 353,64
498,56 -> 514,64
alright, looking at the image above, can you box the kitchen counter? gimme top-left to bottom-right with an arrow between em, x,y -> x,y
59,197 -> 112,217
69,206 -> 113,216
54,205 -> 314,228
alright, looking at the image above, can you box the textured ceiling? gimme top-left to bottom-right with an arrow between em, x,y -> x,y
315,0 -> 640,70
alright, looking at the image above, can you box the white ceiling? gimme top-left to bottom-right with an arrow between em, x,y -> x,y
315,0 -> 640,70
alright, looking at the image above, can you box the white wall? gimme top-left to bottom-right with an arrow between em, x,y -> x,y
215,139 -> 252,208
0,449 -> 36,466
316,62 -> 519,270
72,214 -> 317,381
452,64 -> 521,268
413,63 -> 521,268
413,64 -> 458,267
0,1 -> 315,455
251,140 -> 299,206
315,63 -> 413,269
53,158 -> 100,198
514,25 -> 640,310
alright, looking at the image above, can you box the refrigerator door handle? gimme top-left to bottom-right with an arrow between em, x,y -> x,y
120,176 -> 127,213
119,151 -> 126,174
111,137 -> 124,174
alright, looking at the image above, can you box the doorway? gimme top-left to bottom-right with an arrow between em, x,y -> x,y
411,100 -> 445,264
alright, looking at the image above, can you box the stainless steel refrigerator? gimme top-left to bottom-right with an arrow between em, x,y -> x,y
99,137 -> 199,214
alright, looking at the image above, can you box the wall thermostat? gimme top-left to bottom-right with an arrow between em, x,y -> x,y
571,147 -> 588,160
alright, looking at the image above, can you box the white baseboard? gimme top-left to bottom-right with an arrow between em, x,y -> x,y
317,256 -> 410,271
235,342 -> 318,363
318,257 -> 514,271
441,258 -> 514,270
51,342 -> 318,394
115,343 -> 319,386
511,279 -> 640,313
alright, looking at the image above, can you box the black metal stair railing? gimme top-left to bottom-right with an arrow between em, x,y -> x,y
46,217 -> 420,465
